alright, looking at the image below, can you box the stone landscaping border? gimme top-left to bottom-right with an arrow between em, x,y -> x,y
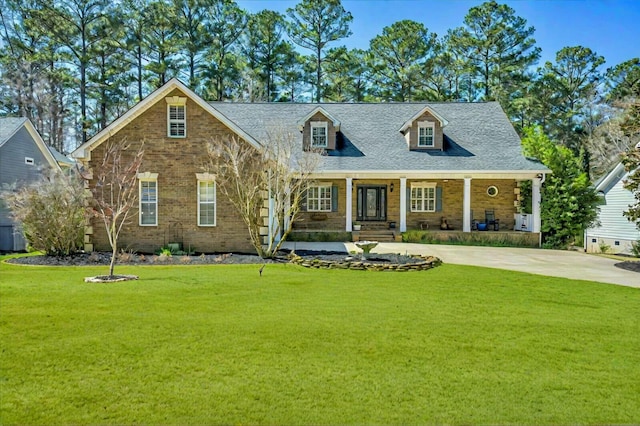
289,254 -> 442,271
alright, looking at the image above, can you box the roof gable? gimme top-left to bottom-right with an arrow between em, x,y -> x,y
71,78 -> 262,160
296,106 -> 341,131
0,117 -> 60,170
399,105 -> 449,132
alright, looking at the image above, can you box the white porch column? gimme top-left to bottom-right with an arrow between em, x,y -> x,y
400,177 -> 407,232
283,182 -> 291,233
532,177 -> 542,233
345,177 -> 353,231
463,177 -> 471,232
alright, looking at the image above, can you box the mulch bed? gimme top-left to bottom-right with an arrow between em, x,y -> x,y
5,250 -> 431,268
614,261 -> 640,273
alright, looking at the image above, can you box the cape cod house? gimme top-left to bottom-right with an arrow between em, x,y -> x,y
585,161 -> 640,254
0,117 -> 63,251
72,79 -> 549,254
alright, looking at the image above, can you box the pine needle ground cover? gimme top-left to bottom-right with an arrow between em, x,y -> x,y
1,258 -> 638,424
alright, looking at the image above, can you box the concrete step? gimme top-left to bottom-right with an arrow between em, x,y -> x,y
357,231 -> 397,242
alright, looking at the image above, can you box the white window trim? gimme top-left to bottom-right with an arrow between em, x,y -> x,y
307,184 -> 332,212
25,157 -> 34,165
166,96 -> 187,138
138,172 -> 158,226
411,182 -> 437,212
196,173 -> 216,227
310,121 -> 328,148
417,121 -> 435,147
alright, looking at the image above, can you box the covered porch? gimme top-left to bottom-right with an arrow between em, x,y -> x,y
291,172 -> 544,246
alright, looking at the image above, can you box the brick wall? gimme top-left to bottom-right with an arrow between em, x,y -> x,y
87,89 -> 254,254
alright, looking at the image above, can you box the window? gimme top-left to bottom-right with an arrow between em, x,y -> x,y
138,173 -> 158,226
198,179 -> 216,226
25,157 -> 34,165
418,122 -> 435,147
166,96 -> 187,138
168,105 -> 186,137
310,122 -> 328,148
411,183 -> 436,212
307,185 -> 332,212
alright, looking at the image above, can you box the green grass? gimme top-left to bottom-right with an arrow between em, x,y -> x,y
1,257 -> 639,424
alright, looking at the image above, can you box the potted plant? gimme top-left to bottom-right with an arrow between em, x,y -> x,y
353,222 -> 361,231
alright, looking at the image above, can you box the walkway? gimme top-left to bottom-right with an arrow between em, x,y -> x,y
281,242 -> 640,288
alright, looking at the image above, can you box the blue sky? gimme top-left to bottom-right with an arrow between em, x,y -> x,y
237,0 -> 640,69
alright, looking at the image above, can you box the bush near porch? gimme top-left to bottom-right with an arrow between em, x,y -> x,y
402,230 -> 540,247
1,257 -> 638,424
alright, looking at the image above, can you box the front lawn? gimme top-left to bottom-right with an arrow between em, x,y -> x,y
1,258 -> 638,424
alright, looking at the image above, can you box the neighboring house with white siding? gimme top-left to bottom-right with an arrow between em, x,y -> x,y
585,162 -> 640,254
0,117 -> 61,251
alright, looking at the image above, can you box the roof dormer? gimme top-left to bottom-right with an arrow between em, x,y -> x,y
399,106 -> 448,151
298,107 -> 341,151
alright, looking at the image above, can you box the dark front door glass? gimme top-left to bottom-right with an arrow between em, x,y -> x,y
357,185 -> 387,221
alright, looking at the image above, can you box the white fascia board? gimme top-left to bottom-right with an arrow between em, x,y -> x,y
595,162 -> 628,193
296,106 -> 341,131
308,170 -> 550,180
24,119 -> 61,171
399,105 -> 449,132
71,78 -> 262,161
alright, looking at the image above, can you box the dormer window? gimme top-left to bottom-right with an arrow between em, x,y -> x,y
165,96 -> 187,138
311,121 -> 328,148
418,122 -> 435,147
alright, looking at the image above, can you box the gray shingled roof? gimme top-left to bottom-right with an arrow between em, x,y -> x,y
0,117 -> 28,148
211,102 -> 548,173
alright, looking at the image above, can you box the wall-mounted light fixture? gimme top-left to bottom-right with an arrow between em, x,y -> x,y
390,183 -> 394,192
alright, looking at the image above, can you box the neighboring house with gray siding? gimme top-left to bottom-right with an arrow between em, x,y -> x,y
0,117 -> 61,251
585,162 -> 640,254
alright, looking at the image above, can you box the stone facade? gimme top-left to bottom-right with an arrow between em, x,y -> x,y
86,88 -> 254,253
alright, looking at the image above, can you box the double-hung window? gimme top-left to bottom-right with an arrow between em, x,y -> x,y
197,175 -> 216,226
307,185 -> 332,212
418,121 -> 435,147
411,182 -> 436,212
138,173 -> 158,225
166,96 -> 187,138
310,121 -> 328,148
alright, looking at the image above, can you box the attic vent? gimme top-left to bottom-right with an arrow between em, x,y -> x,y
25,157 -> 34,165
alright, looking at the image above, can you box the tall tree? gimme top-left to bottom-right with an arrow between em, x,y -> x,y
28,0 -> 110,146
142,0 -> 181,89
366,20 -> 436,102
450,0 -> 540,110
174,0 -> 210,91
0,0 -> 72,152
286,0 -> 352,103
538,46 -> 605,151
324,47 -> 369,102
121,0 -> 148,101
202,0 -> 247,101
243,9 -> 290,102
86,5 -> 131,132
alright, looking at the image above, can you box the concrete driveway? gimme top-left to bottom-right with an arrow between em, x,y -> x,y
281,241 -> 640,288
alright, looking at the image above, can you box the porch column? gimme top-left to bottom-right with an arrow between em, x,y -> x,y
400,177 -> 407,232
345,177 -> 353,231
532,177 -> 542,233
463,177 -> 471,232
283,182 -> 291,233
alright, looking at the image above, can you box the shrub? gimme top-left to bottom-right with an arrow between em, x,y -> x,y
630,240 -> 640,258
1,170 -> 87,256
